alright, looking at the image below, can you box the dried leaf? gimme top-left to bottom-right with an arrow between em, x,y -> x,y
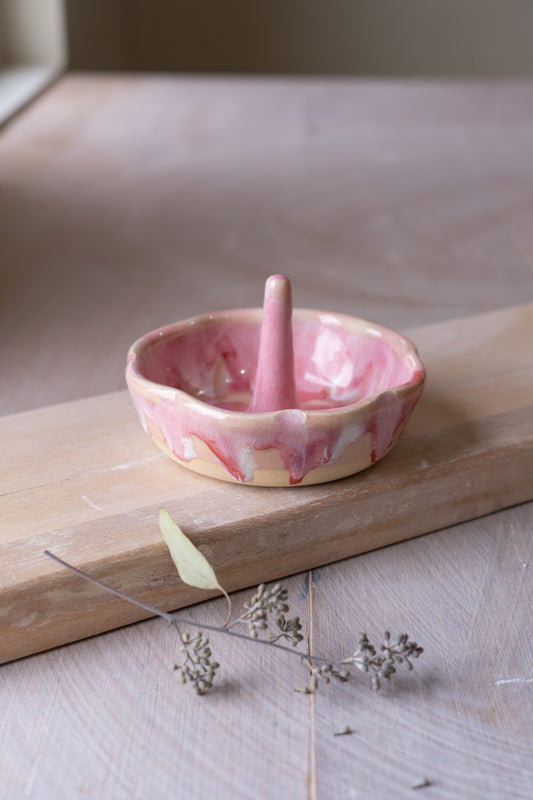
159,508 -> 231,623
159,507 -> 219,590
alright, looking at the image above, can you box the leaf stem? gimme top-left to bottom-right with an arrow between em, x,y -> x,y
224,612 -> 252,630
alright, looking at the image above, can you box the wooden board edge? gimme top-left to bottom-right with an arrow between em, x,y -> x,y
2,406 -> 532,664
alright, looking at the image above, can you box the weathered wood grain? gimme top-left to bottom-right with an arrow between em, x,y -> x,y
311,504 -> 533,800
1,302 -> 532,664
0,576 -> 314,800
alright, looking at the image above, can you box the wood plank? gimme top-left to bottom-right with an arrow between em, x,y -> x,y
1,302 -> 532,664
2,75 -> 533,800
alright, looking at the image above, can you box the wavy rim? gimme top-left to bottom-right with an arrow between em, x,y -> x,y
125,307 -> 425,420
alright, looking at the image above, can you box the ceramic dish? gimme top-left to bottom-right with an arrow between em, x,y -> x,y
126,301 -> 425,487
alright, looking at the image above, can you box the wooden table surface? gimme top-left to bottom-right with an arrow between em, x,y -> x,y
1,75 -> 532,800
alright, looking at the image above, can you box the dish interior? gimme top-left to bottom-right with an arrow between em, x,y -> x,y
135,311 -> 419,412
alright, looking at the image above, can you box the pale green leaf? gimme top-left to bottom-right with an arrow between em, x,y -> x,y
159,507 -> 219,589
159,508 -> 231,623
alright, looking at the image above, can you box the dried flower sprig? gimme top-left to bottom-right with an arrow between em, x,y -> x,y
172,630 -> 220,695
44,508 -> 423,697
340,631 -> 424,691
226,582 -> 304,646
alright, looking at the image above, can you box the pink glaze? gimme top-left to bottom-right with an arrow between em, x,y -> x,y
133,312 -> 418,412
129,382 -> 423,485
126,302 -> 425,486
250,275 -> 297,412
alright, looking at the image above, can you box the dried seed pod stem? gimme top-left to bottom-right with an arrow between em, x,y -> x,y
45,549 -> 422,698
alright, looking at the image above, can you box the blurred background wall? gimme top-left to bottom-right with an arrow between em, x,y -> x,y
2,0 -> 533,124
65,0 -> 533,76
1,0 -> 65,67
0,0 -> 65,122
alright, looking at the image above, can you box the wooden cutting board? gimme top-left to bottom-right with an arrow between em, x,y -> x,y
1,303 -> 532,664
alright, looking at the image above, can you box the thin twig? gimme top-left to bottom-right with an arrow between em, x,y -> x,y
43,550 -> 332,664
44,550 -> 175,622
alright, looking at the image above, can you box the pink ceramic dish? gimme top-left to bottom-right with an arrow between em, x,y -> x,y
126,307 -> 425,487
